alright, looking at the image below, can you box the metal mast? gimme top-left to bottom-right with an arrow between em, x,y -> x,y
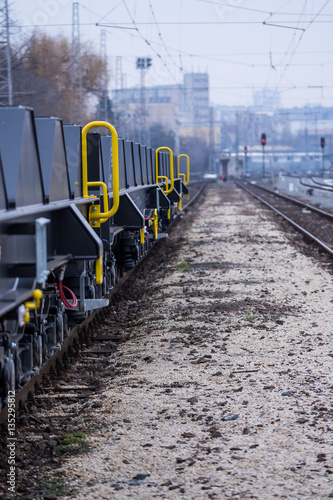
71,2 -> 82,123
136,57 -> 152,145
0,0 -> 13,105
99,29 -> 108,121
115,56 -> 126,137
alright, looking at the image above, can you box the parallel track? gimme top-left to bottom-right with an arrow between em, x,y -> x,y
237,181 -> 333,257
0,183 -> 207,425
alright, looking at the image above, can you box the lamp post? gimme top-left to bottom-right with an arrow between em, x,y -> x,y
136,57 -> 152,145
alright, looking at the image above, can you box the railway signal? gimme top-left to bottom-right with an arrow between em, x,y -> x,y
320,137 -> 325,176
244,146 -> 248,176
261,133 -> 266,176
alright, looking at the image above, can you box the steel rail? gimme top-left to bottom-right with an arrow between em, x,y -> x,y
245,182 -> 333,219
310,177 -> 333,189
299,178 -> 333,192
236,181 -> 333,257
183,182 -> 207,211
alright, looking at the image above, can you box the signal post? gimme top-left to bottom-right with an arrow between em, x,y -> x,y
261,133 -> 266,177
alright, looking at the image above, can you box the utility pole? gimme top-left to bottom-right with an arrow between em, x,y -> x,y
71,2 -> 83,123
0,0 -> 13,105
136,57 -> 152,145
99,29 -> 108,122
209,106 -> 215,173
115,55 -> 126,137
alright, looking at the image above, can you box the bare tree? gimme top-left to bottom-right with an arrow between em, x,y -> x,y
11,32 -> 107,124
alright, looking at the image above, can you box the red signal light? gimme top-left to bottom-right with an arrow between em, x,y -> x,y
261,133 -> 266,146
320,137 -> 325,149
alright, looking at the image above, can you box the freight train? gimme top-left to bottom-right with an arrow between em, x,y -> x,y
0,106 -> 190,407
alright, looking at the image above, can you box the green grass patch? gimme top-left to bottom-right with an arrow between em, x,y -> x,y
57,431 -> 91,456
244,307 -> 257,322
37,478 -> 69,497
176,262 -> 191,272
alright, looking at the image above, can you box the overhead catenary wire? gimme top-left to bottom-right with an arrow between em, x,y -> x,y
120,0 -> 182,87
77,0 -> 331,98
8,0 -> 333,108
258,0 -> 331,109
147,0 -> 183,71
196,0 -> 333,17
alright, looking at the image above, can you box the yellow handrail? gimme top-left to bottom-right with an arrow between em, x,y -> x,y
177,154 -> 190,185
155,146 -> 174,196
82,121 -> 120,227
152,209 -> 158,240
24,289 -> 43,323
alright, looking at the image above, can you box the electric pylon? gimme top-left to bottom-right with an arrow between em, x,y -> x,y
99,29 -> 108,121
0,0 -> 13,106
71,2 -> 82,123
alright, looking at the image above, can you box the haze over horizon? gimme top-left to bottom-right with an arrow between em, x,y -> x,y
9,0 -> 333,109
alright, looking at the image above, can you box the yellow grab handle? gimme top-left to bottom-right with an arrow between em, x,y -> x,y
178,193 -> 182,212
82,121 -> 120,226
151,209 -> 158,240
157,175 -> 169,192
177,154 -> 190,185
140,227 -> 145,245
95,256 -> 103,285
153,209 -> 158,240
155,146 -> 174,195
24,289 -> 43,323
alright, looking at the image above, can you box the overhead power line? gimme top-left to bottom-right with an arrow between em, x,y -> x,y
197,0 -> 333,17
120,0 -> 181,86
87,20 -> 333,25
147,0 -> 182,71
10,19 -> 333,28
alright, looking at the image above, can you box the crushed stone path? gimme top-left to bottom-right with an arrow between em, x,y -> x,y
61,183 -> 333,499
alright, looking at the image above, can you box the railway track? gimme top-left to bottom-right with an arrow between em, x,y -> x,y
237,181 -> 333,257
3,182 -> 332,500
0,182 -> 206,427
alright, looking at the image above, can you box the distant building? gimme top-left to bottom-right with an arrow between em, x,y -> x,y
113,72 -> 210,138
254,89 -> 281,110
182,73 -> 210,126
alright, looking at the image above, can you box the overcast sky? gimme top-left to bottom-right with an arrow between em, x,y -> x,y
11,0 -> 333,108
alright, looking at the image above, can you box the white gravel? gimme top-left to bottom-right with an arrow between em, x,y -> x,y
61,183 -> 333,499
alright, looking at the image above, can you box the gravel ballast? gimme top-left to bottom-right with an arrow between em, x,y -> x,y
57,183 -> 333,499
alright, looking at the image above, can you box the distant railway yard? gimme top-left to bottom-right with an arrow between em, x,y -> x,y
1,182 -> 332,499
